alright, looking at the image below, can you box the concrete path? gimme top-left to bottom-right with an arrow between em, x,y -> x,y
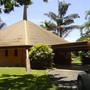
48,64 -> 90,90
48,68 -> 82,90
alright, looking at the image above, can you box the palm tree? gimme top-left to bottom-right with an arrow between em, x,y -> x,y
0,18 -> 5,30
40,20 -> 59,35
44,0 -> 80,38
80,10 -> 90,36
40,20 -> 57,31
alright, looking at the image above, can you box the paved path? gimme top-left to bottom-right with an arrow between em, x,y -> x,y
48,64 -> 90,90
48,68 -> 82,90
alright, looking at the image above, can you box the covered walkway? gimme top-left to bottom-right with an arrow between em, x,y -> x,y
52,41 -> 90,51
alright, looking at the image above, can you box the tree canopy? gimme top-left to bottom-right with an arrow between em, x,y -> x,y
44,0 -> 80,38
0,0 -> 48,13
79,10 -> 90,41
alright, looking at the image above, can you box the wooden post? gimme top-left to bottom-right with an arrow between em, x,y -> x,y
26,49 -> 31,73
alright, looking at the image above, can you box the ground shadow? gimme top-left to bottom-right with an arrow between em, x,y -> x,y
56,63 -> 90,71
0,74 -> 55,90
57,80 -> 77,90
48,75 -> 77,90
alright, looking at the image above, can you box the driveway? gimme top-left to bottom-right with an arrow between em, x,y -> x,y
48,64 -> 90,90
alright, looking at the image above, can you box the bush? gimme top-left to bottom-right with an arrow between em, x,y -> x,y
80,50 -> 90,65
29,43 -> 54,69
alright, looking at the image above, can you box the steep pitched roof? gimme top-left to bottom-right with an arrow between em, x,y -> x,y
0,20 -> 69,47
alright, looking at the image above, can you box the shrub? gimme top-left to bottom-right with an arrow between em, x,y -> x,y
80,50 -> 90,65
28,43 -> 54,69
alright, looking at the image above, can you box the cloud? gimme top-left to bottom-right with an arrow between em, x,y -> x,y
64,37 -> 77,42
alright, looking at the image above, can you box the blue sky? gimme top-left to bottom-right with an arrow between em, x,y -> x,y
1,0 -> 90,42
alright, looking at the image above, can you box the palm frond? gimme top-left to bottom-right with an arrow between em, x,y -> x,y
62,29 -> 72,38
40,25 -> 47,29
62,25 -> 80,38
0,23 -> 5,29
40,20 -> 57,30
65,25 -> 80,30
0,18 -> 6,30
85,10 -> 90,20
61,25 -> 80,38
65,13 -> 80,19
81,21 -> 90,30
44,12 -> 62,23
58,1 -> 71,17
63,18 -> 74,25
84,20 -> 90,29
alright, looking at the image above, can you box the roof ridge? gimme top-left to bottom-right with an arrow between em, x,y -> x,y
24,20 -> 28,45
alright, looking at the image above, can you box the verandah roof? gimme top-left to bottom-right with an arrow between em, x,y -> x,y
52,41 -> 90,51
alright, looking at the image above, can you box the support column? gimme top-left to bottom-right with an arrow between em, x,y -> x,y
26,49 -> 31,73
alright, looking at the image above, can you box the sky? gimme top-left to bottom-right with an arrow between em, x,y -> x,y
0,0 -> 90,42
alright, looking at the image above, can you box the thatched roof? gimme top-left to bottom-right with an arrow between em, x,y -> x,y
0,20 -> 69,47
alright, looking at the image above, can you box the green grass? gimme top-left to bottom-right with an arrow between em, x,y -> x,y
72,57 -> 82,63
0,67 -> 57,90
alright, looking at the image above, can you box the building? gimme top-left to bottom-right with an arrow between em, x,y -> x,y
0,6 -> 90,72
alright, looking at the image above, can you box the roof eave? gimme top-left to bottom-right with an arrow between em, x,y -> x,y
51,41 -> 90,51
0,45 -> 32,49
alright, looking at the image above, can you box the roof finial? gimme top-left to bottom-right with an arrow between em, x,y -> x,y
23,5 -> 27,20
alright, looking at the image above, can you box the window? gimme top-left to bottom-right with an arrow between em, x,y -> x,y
5,50 -> 8,56
14,49 -> 18,56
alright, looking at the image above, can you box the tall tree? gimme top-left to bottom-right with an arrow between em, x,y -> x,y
44,0 -> 80,38
0,0 -> 48,13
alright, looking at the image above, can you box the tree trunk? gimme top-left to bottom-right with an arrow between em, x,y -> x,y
60,28 -> 63,37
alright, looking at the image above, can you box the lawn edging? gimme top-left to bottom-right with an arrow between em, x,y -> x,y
45,68 -> 58,89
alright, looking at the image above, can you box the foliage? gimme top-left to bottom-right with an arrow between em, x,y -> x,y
80,10 -> 90,37
40,20 -> 59,36
44,0 -> 80,38
72,57 -> 81,63
40,20 -> 57,30
72,51 -> 79,57
29,43 -> 54,69
79,50 -> 90,65
0,0 -> 48,13
0,67 -> 57,90
77,10 -> 90,65
53,32 -> 59,36
0,18 -> 6,30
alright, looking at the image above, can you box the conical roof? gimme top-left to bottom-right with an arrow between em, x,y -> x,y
0,20 -> 69,47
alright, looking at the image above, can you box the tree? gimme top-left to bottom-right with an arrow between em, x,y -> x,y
80,10 -> 90,37
28,43 -> 54,69
77,10 -> 90,65
0,18 -> 5,30
40,20 -> 59,36
0,0 -> 48,13
44,0 -> 80,38
40,20 -> 57,31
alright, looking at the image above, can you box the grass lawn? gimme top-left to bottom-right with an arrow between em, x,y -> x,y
72,57 -> 82,63
0,67 -> 57,90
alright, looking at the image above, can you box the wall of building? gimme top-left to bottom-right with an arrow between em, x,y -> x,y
0,48 -> 26,67
53,49 -> 71,65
